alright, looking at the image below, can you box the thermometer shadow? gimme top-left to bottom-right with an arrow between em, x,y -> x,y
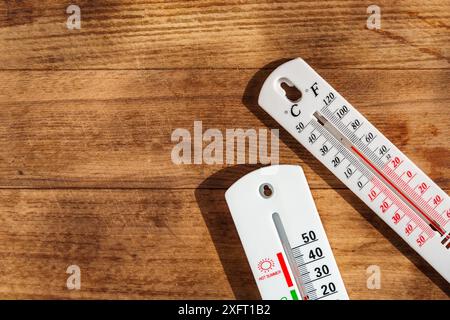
242,59 -> 450,297
195,165 -> 263,300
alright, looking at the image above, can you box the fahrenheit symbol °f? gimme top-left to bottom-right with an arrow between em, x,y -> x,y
310,82 -> 319,97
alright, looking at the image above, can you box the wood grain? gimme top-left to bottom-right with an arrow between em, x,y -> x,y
0,69 -> 448,189
0,188 -> 447,299
0,0 -> 448,299
0,0 -> 448,70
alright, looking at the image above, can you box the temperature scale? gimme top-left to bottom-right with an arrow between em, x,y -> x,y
225,165 -> 349,300
258,58 -> 450,283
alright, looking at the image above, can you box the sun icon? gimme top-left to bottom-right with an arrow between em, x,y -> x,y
257,258 -> 275,273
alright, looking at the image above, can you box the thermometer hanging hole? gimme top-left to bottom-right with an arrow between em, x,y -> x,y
259,183 -> 274,198
279,78 -> 302,103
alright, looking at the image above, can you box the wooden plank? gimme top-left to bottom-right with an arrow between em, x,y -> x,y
0,69 -> 448,189
0,188 -> 447,299
0,0 -> 448,69
0,188 -> 235,299
0,0 -> 448,301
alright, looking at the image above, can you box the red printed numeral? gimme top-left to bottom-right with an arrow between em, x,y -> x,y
418,182 -> 428,194
433,195 -> 443,206
380,201 -> 390,213
392,212 -> 402,224
391,157 -> 401,168
405,224 -> 414,235
416,235 -> 427,247
369,189 -> 379,202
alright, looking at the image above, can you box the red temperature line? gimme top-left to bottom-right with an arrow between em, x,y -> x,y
276,252 -> 293,287
350,146 -> 445,236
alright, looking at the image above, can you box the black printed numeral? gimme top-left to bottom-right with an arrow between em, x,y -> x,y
323,92 -> 335,107
336,105 -> 349,119
314,265 -> 330,278
321,282 -> 336,295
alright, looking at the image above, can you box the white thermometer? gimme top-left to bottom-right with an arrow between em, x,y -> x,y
258,58 -> 450,282
225,165 -> 349,300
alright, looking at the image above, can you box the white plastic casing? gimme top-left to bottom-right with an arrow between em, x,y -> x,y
225,165 -> 348,300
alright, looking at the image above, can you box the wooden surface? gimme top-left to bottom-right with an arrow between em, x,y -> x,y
0,0 -> 448,299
